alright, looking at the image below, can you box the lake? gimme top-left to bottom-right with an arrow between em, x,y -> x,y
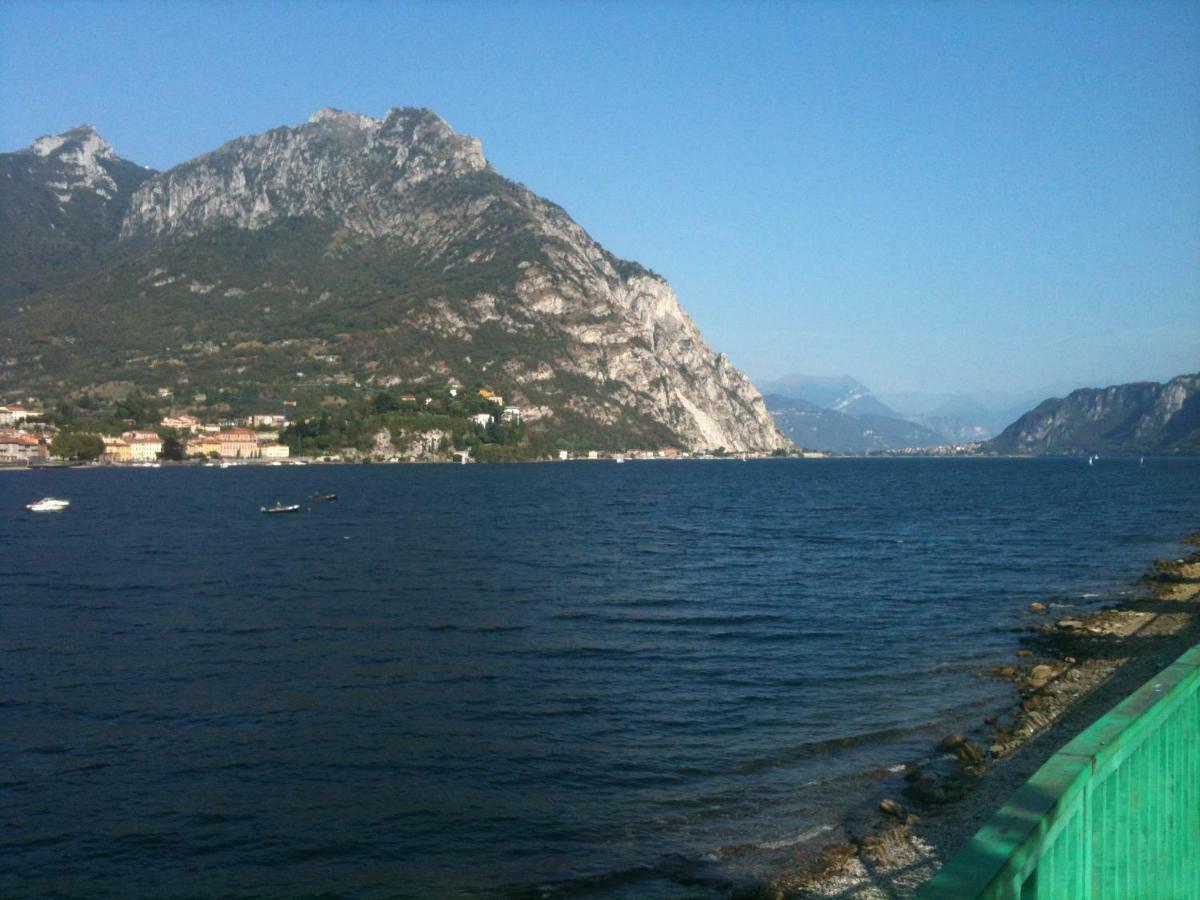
3,458 -> 1197,897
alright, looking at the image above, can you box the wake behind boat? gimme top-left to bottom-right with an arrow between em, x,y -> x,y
261,502 -> 301,514
27,497 -> 70,512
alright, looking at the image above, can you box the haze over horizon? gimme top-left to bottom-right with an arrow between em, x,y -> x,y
2,0 -> 1196,398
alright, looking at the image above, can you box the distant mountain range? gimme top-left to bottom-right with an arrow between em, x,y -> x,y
762,371 -> 1200,456
763,394 -> 945,453
759,373 -> 990,451
985,374 -> 1200,456
757,374 -> 901,419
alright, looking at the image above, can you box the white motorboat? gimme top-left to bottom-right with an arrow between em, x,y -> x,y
261,502 -> 301,514
26,497 -> 70,512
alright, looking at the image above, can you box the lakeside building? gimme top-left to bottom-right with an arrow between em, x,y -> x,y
122,431 -> 163,462
501,405 -> 521,423
182,428 -> 282,459
102,436 -> 132,463
0,431 -> 44,462
470,413 -> 493,427
190,435 -> 223,457
217,428 -> 259,458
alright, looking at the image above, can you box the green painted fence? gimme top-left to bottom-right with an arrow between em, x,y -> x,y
920,644 -> 1200,899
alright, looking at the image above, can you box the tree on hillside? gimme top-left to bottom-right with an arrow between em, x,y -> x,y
113,390 -> 161,427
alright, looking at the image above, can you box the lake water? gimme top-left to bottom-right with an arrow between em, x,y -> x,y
3,458 -> 1198,898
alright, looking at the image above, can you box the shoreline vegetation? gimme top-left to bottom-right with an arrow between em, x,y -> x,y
775,532 -> 1200,899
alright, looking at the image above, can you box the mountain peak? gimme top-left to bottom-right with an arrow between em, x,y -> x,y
30,124 -> 114,160
123,104 -> 488,239
23,124 -> 127,202
307,107 -> 376,129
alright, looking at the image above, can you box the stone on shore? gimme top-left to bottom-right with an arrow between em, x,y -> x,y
1027,664 -> 1056,690
937,733 -> 967,753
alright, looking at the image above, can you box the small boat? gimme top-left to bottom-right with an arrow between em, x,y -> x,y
311,492 -> 337,502
614,457 -> 625,464
26,497 -> 70,512
261,502 -> 301,514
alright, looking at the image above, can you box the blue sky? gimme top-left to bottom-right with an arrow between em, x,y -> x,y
2,0 -> 1197,399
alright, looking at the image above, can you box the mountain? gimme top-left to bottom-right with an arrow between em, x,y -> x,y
0,109 -> 787,453
985,374 -> 1200,456
763,394 -> 945,453
0,125 -> 155,302
880,391 -> 1048,442
906,398 -> 1008,443
758,373 -> 901,418
759,374 -> 954,450
908,412 -> 993,443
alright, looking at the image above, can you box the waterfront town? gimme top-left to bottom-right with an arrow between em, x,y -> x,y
0,403 -> 293,465
0,393 -> 749,466
0,394 -> 989,466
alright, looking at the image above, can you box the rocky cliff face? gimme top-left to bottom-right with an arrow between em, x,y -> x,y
122,108 -> 487,240
986,374 -> 1200,455
2,109 -> 787,452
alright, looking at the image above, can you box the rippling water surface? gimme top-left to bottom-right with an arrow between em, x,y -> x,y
3,458 -> 1198,897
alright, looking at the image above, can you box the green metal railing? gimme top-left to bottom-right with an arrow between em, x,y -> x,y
921,644 -> 1200,899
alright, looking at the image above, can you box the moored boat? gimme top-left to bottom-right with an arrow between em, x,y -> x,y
26,497 -> 70,512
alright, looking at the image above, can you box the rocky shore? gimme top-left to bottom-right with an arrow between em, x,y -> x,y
767,532 -> 1200,899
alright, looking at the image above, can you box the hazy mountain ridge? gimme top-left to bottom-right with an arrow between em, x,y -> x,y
758,374 -> 901,419
761,373 -> 1064,445
1,110 -> 787,452
760,373 -> 976,450
986,374 -> 1200,455
763,393 -> 945,453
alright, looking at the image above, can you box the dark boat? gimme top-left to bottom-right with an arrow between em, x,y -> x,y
261,502 -> 301,514
312,492 -> 337,502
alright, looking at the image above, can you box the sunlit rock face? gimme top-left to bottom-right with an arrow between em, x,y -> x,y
122,108 -> 488,239
986,374 -> 1200,455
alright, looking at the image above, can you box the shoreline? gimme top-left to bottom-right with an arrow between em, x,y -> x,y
3,455 -> 1196,473
773,532 -> 1200,898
